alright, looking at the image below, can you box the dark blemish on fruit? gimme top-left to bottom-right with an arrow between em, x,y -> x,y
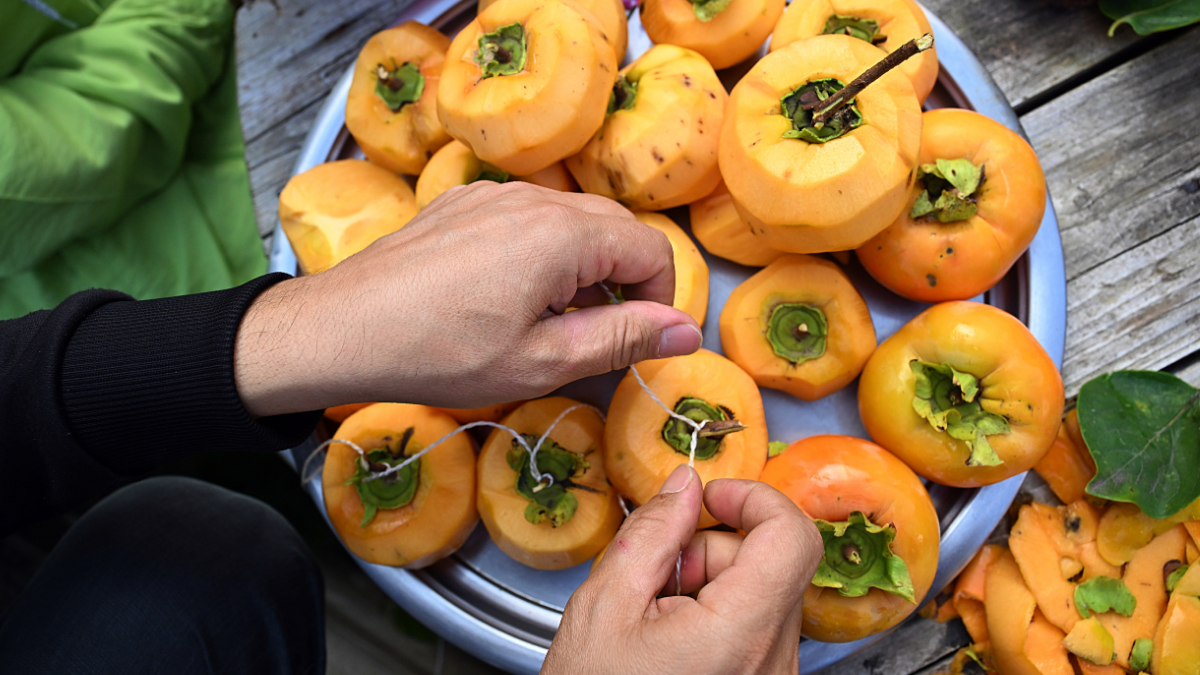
682,74 -> 692,87
707,91 -> 717,100
926,274 -> 937,287
652,148 -> 664,164
946,247 -> 953,254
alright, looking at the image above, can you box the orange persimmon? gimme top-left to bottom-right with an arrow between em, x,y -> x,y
633,212 -> 708,325
689,180 -> 786,267
345,22 -> 452,176
322,404 -> 477,567
1034,412 -> 1097,505
438,400 -> 525,424
720,254 -> 875,401
477,397 -> 623,570
605,349 -> 767,529
954,543 -> 1005,646
1097,526 -> 1187,670
325,402 -> 376,423
279,159 -> 419,274
415,140 -> 577,208
437,0 -> 618,175
770,0 -> 937,102
857,109 -> 1047,302
566,45 -> 725,210
857,301 -> 1064,487
719,35 -> 922,253
481,0 -> 628,62
640,0 -> 785,70
760,435 -> 939,642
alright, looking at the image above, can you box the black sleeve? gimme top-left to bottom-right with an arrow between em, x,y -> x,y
0,274 -> 322,537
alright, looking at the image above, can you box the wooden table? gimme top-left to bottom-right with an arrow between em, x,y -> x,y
232,1 -> 1200,672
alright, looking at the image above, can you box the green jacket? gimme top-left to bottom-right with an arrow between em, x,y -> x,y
0,0 -> 266,319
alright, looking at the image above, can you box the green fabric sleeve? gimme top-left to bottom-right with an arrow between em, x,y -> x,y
0,0 -> 234,277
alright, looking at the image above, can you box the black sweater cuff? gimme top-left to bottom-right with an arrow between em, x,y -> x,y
61,273 -> 322,475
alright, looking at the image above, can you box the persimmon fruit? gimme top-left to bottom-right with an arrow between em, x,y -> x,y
689,180 -> 786,267
633,211 -> 708,325
640,0 -> 785,70
415,140 -> 577,209
478,0 -> 628,62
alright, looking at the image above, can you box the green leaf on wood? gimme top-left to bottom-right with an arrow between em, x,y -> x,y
1075,576 -> 1138,618
1099,0 -> 1200,35
1078,370 -> 1200,519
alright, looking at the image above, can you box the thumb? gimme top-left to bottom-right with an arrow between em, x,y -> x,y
537,301 -> 702,378
589,465 -> 703,617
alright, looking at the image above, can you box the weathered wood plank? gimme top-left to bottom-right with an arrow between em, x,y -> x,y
1169,353 -> 1200,388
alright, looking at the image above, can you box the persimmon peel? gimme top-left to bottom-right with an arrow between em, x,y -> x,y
474,22 -> 526,77
910,159 -> 983,222
824,15 -> 884,43
911,360 -> 1010,467
812,511 -> 916,602
781,79 -> 862,143
767,303 -> 828,364
506,435 -> 589,527
661,398 -> 745,459
374,61 -> 424,111
1074,576 -> 1137,619
691,0 -> 732,22
346,429 -> 421,527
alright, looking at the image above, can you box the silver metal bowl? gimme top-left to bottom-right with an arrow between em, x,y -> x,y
271,4 -> 1066,672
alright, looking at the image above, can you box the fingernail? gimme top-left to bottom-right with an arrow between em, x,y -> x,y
658,324 -> 703,358
659,464 -> 692,494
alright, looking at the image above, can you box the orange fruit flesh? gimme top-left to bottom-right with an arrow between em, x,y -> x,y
416,140 -> 576,209
479,0 -> 628,61
640,0 -> 785,70
689,180 -> 786,268
633,211 -> 709,325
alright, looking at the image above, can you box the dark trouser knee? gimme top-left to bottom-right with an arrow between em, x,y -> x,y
0,476 -> 325,675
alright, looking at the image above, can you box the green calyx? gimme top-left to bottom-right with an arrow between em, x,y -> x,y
661,397 -> 744,460
506,434 -> 593,527
766,303 -> 828,365
811,511 -> 916,602
345,427 -> 421,527
689,0 -> 732,22
910,159 -> 984,223
823,14 -> 885,44
608,75 -> 638,115
1075,575 -> 1138,619
1167,563 -> 1189,592
910,360 -> 1011,467
781,79 -> 863,144
472,165 -> 510,183
374,61 -> 425,112
474,22 -> 527,78
1129,638 -> 1153,673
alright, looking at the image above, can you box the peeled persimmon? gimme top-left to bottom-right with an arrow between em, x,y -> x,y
720,254 -> 875,401
415,140 -> 577,209
566,45 -> 725,210
770,0 -> 937,102
633,212 -> 708,325
640,0 -> 785,70
857,109 -> 1047,302
689,180 -> 786,267
324,402 -> 375,423
279,159 -> 419,274
438,400 -> 525,424
760,435 -> 940,642
322,403 -> 478,568
718,34 -> 923,253
437,0 -> 618,175
480,0 -> 628,62
345,22 -> 452,176
605,349 -> 767,529
477,397 -> 623,570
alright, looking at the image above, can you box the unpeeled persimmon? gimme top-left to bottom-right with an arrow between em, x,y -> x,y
279,159 -> 419,274
689,180 -> 786,267
605,349 -> 766,529
437,0 -> 618,175
567,45 -> 725,210
477,397 -> 623,570
438,400 -> 526,424
415,140 -> 577,209
322,404 -> 478,568
633,212 -> 708,325
479,0 -> 628,62
640,0 -> 785,70
857,109 -> 1047,302
345,22 -> 452,176
720,254 -> 875,401
770,0 -> 937,102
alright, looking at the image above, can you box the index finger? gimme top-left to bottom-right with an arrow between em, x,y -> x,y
566,210 -> 678,309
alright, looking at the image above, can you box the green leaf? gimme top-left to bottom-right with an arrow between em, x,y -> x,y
1099,0 -> 1200,35
910,361 -> 1010,467
964,647 -> 995,673
910,160 -> 981,223
768,441 -> 789,458
1078,371 -> 1200,519
1167,563 -> 1189,592
1129,638 -> 1153,672
1075,576 -> 1138,619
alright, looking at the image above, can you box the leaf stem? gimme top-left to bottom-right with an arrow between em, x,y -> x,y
810,33 -> 933,129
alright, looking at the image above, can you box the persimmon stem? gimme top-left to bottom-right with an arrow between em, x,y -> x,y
810,33 -> 933,129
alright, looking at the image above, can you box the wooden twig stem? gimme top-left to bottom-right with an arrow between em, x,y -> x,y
811,33 -> 934,128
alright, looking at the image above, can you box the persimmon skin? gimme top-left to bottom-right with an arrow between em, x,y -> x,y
720,254 -> 876,401
759,435 -> 939,642
986,549 -> 1043,675
719,35 -> 922,253
689,180 -> 786,267
567,45 -> 725,210
279,159 -> 419,274
324,402 -> 375,423
438,0 -> 618,175
770,0 -> 937,103
323,404 -> 478,568
345,22 -> 452,176
857,109 -> 1047,302
640,0 -> 785,70
953,543 -> 1005,646
415,140 -> 577,209
480,0 -> 628,62
857,301 -> 1064,487
633,212 -> 709,325
477,397 -> 623,570
605,349 -> 767,529
1033,413 -> 1097,505
438,400 -> 525,424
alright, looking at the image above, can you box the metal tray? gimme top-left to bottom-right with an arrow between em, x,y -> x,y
271,3 -> 1067,672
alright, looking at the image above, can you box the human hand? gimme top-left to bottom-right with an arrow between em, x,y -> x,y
544,466 -> 823,675
233,181 -> 703,417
